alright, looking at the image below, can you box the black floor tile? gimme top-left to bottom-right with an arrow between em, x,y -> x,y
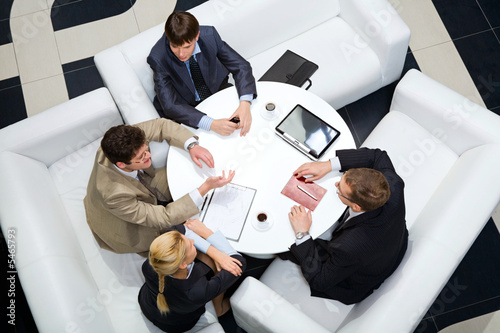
342,51 -> 420,147
433,0 -> 491,39
413,317 -> 439,333
342,82 -> 395,145
0,18 -> 12,45
433,297 -> 500,331
428,219 -> 500,316
0,83 -> 27,129
491,105 -> 500,116
174,0 -> 209,11
0,76 -> 20,90
478,0 -> 500,28
0,0 -> 13,21
337,106 -> 361,148
62,56 -> 96,72
453,30 -> 500,110
63,58 -> 104,99
51,0 -> 136,32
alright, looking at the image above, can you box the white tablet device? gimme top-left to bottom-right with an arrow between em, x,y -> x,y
275,104 -> 341,161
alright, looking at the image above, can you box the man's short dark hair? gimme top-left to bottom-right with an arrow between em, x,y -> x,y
165,11 -> 200,46
101,125 -> 146,165
344,168 -> 390,212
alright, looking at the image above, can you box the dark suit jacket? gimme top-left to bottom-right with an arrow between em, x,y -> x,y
138,225 -> 247,332
289,148 -> 408,304
148,25 -> 257,128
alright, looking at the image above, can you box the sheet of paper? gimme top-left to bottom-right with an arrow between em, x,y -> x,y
202,183 -> 256,241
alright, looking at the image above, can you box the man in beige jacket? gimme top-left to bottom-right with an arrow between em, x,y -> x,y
84,118 -> 234,256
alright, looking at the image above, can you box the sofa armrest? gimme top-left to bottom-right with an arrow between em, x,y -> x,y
339,0 -> 410,85
390,69 -> 500,154
0,152 -> 115,332
94,48 -> 160,125
0,88 -> 122,166
230,277 -> 330,333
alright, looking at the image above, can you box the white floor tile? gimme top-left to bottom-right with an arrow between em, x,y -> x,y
10,9 -> 63,84
412,41 -> 485,107
133,0 -> 176,32
438,310 -> 500,333
22,75 -> 68,117
10,0 -> 48,18
54,9 -> 140,64
397,0 -> 451,51
0,43 -> 19,80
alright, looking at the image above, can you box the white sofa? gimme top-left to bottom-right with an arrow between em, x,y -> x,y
229,69 -> 500,333
94,0 -> 410,126
0,88 -> 223,333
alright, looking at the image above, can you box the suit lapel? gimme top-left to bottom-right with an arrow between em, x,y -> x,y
197,41 -> 214,92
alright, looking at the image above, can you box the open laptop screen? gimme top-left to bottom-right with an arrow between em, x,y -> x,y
275,104 -> 341,160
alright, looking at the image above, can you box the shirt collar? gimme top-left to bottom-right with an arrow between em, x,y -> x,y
184,42 -> 201,64
114,164 -> 138,179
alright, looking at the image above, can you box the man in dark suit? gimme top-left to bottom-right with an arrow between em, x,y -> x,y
281,148 -> 408,304
148,11 -> 257,137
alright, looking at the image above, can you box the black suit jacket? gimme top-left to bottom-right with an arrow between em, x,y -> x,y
148,26 -> 257,128
138,225 -> 246,332
290,148 -> 408,304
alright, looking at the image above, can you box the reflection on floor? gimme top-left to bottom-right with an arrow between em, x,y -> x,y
0,0 -> 499,332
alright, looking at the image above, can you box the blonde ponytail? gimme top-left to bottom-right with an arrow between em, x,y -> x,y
157,273 -> 169,314
148,231 -> 187,315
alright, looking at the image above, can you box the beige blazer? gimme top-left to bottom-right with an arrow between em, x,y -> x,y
84,119 -> 199,256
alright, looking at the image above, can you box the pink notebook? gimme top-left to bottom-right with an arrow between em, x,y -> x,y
281,176 -> 327,211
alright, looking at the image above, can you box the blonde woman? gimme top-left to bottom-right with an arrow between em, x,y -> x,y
138,220 -> 246,332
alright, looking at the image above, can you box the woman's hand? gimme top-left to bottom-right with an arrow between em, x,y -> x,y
207,247 -> 243,276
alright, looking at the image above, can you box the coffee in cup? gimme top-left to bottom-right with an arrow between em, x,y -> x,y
265,103 -> 276,112
257,213 -> 267,222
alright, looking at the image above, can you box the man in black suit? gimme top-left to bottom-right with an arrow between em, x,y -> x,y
148,11 -> 257,136
281,148 -> 408,304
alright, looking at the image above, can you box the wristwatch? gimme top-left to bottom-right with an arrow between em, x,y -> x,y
187,140 -> 199,150
295,231 -> 310,240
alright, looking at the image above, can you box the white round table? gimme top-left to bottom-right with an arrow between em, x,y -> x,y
167,82 -> 356,257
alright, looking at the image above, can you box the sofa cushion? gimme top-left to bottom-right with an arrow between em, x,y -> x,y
48,138 -> 161,332
362,111 -> 458,228
190,0 -> 340,60
248,16 -> 382,109
259,258 -> 354,331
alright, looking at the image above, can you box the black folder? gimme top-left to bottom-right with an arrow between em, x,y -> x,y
259,50 -> 319,90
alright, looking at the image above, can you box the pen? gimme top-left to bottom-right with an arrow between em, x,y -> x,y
297,185 -> 318,201
200,196 -> 208,213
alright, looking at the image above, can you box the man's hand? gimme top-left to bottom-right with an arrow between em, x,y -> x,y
288,205 -> 312,234
198,170 -> 235,197
185,219 -> 214,239
230,100 -> 252,136
189,145 -> 214,168
293,161 -> 332,182
207,246 -> 243,276
210,119 -> 238,136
